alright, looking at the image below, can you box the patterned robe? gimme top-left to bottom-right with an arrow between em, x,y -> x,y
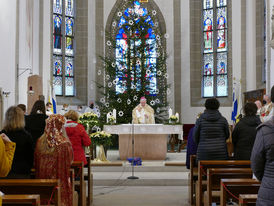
132,104 -> 155,124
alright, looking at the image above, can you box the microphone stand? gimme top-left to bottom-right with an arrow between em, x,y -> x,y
127,122 -> 139,179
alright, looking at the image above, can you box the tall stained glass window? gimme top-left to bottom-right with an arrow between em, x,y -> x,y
202,0 -> 228,97
115,1 -> 157,94
53,0 -> 75,96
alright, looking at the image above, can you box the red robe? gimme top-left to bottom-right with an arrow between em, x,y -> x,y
34,137 -> 73,206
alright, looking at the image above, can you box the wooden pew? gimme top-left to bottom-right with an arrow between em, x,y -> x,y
204,168 -> 253,206
71,161 -> 86,206
0,179 -> 61,206
220,179 -> 260,206
239,194 -> 257,206
2,194 -> 40,206
189,155 -> 197,205
197,160 -> 251,206
85,155 -> 93,206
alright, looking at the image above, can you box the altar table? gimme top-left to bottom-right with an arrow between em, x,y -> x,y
104,124 -> 183,160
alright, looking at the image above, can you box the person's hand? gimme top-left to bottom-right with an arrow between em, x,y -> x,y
1,133 -> 11,143
144,114 -> 148,119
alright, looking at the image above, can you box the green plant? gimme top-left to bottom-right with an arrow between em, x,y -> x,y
90,131 -> 113,146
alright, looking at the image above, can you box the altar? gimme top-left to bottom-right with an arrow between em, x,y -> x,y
104,124 -> 183,160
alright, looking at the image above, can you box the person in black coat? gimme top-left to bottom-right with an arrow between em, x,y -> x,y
194,98 -> 230,161
232,102 -> 261,160
251,86 -> 274,206
25,100 -> 48,147
1,106 -> 34,178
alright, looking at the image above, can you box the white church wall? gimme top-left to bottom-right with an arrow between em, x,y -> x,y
0,0 -> 17,118
268,0 -> 274,92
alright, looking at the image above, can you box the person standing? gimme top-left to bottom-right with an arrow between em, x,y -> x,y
261,95 -> 273,122
132,97 -> 155,124
232,102 -> 261,160
35,114 -> 73,206
193,98 -> 230,161
46,102 -> 53,116
64,110 -> 91,165
251,85 -> 274,206
1,106 -> 34,178
59,104 -> 69,115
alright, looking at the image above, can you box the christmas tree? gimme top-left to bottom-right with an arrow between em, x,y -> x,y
96,0 -> 169,125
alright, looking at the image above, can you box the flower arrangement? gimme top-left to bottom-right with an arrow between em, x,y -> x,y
90,131 -> 112,146
169,115 -> 178,123
108,115 -> 116,125
78,112 -> 100,133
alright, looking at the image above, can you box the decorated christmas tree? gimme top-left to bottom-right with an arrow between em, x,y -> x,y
96,0 -> 169,124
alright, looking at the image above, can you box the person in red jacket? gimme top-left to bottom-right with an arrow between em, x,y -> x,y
64,110 -> 91,165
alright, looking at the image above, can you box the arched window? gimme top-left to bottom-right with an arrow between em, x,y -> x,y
202,0 -> 228,97
52,0 -> 75,96
114,1 -> 159,95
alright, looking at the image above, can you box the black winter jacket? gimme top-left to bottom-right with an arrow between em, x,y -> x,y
194,109 -> 230,161
251,117 -> 274,206
232,115 -> 261,160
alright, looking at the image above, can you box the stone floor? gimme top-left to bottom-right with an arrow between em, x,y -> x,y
91,150 -> 190,206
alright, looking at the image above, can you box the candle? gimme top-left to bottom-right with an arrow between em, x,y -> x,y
113,109 -> 116,120
175,113 -> 179,122
169,108 -> 172,118
107,112 -> 110,123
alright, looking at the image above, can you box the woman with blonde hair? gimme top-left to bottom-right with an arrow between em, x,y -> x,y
64,110 -> 91,165
34,114 -> 73,206
1,106 -> 34,178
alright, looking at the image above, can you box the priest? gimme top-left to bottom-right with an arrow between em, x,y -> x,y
132,97 -> 155,124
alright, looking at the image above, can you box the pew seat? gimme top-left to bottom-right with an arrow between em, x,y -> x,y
239,194 -> 257,206
2,194 -> 40,206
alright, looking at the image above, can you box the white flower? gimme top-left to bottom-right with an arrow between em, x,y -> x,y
127,99 -> 131,105
155,99 -> 160,103
112,21 -> 117,27
98,70 -> 101,75
157,71 -> 162,76
156,107 -> 160,113
118,111 -> 124,116
129,20 -> 134,25
164,33 -> 169,39
150,100 -> 155,106
117,12 -> 122,17
106,75 -> 110,80
152,10 -> 157,15
108,82 -> 112,87
107,41 -> 112,46
117,98 -> 122,103
133,95 -> 138,101
100,97 -> 105,103
112,62 -> 116,67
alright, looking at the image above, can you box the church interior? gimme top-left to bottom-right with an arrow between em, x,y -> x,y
0,0 -> 274,205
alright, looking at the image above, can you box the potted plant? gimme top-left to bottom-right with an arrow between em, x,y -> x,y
90,131 -> 112,161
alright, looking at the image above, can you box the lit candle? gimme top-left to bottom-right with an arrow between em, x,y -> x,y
113,109 -> 116,120
169,108 -> 172,118
175,113 -> 179,122
107,112 -> 110,123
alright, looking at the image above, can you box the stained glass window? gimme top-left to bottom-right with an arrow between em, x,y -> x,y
115,1 -> 158,95
53,0 -> 75,96
202,0 -> 228,97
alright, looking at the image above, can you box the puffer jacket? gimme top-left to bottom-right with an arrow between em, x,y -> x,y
232,115 -> 261,160
65,121 -> 91,165
251,117 -> 274,206
194,109 -> 230,161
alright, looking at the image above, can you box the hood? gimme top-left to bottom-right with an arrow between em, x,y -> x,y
241,115 -> 261,127
200,109 -> 222,121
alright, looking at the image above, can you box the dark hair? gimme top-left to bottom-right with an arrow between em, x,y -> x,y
205,98 -> 220,110
271,85 -> 274,103
46,102 -> 52,106
17,104 -> 26,113
31,100 -> 46,115
243,102 -> 257,116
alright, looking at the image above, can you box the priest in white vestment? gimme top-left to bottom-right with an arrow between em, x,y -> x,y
132,97 -> 155,124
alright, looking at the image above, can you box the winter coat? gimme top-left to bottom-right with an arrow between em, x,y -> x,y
232,115 -> 261,160
251,117 -> 274,206
65,121 -> 91,165
25,114 -> 48,146
1,129 -> 34,177
194,109 -> 230,161
0,138 -> 16,177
